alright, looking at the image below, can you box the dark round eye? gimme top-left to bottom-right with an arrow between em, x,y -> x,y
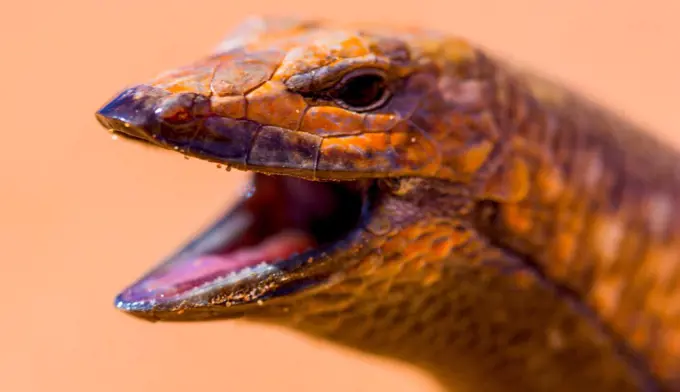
333,69 -> 390,111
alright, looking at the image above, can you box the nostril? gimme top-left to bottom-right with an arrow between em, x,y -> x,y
154,93 -> 197,125
153,92 -> 211,126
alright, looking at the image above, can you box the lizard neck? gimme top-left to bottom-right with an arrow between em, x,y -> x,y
474,63 -> 680,387
245,180 -> 653,391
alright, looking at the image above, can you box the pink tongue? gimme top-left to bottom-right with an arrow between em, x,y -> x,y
118,230 -> 314,303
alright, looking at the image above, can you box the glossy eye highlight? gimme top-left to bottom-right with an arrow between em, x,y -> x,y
331,68 -> 390,112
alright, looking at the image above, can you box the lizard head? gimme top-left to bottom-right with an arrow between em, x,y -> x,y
95,16 -> 511,334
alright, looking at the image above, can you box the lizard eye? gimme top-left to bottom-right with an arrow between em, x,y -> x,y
332,69 -> 390,112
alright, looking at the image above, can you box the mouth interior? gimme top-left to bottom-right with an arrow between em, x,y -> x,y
117,174 -> 366,305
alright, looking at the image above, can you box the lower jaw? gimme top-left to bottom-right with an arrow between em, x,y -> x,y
114,174 -> 378,319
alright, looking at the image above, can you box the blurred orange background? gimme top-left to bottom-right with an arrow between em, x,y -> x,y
2,1 -> 678,391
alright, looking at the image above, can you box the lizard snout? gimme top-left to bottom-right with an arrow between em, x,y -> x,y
95,84 -> 170,145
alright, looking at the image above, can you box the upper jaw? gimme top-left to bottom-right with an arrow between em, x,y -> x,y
96,84 -> 354,181
96,82 -> 441,183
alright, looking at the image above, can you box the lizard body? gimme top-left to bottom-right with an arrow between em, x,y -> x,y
95,16 -> 679,391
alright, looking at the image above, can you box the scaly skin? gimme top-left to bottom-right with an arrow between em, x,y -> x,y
95,16 -> 679,392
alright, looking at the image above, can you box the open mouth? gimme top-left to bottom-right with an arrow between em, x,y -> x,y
95,84 -> 383,318
114,169 -> 373,313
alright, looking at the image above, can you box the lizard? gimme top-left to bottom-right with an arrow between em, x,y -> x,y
94,15 -> 679,392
